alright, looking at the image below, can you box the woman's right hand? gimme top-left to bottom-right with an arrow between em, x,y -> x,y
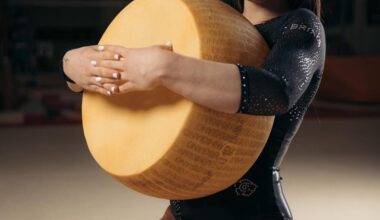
62,45 -> 122,96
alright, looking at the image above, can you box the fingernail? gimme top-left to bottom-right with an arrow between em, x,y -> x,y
107,91 -> 112,96
91,60 -> 97,66
112,72 -> 119,79
114,54 -> 120,60
111,87 -> 116,93
165,41 -> 173,48
95,76 -> 102,82
98,45 -> 105,51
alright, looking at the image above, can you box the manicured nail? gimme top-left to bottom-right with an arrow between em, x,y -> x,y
107,91 -> 112,96
114,54 -> 120,60
98,45 -> 105,51
165,41 -> 173,48
112,72 -> 119,79
95,76 -> 102,82
90,60 -> 97,66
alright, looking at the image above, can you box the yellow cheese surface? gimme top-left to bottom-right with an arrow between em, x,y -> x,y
82,0 -> 274,199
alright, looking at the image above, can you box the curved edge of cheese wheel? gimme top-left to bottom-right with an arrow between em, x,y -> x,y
183,0 -> 270,66
154,0 -> 274,197
111,111 -> 275,200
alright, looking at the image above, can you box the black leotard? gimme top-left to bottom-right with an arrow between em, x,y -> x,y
170,8 -> 326,220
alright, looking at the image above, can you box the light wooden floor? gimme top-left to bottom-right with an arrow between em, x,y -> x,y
0,118 -> 379,220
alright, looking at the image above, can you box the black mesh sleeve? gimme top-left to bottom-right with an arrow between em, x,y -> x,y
237,9 -> 325,116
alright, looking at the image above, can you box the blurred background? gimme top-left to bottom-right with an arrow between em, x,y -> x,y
0,0 -> 379,220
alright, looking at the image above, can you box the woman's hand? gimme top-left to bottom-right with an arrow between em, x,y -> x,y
93,43 -> 174,94
67,43 -> 241,114
62,45 -> 122,96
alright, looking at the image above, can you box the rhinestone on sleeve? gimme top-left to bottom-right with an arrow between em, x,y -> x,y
236,63 -> 251,113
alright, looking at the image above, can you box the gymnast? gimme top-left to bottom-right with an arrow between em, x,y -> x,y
62,0 -> 325,219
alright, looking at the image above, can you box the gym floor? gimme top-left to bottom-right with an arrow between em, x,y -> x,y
0,118 -> 379,220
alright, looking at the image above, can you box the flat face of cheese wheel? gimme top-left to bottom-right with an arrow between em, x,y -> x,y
100,0 -> 201,55
83,0 -> 199,176
83,88 -> 193,176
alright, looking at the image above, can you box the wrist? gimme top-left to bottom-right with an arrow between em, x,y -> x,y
157,51 -> 181,86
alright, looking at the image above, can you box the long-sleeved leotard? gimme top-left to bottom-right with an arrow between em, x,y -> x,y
170,8 -> 326,220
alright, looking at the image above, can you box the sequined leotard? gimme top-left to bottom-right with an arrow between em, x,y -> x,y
170,8 -> 326,220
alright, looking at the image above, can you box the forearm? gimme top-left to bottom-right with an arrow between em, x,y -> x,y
159,53 -> 242,114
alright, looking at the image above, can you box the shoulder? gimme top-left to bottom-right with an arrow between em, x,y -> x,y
282,8 -> 324,33
280,8 -> 325,45
285,8 -> 320,24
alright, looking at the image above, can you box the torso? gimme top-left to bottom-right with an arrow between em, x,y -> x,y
171,8 -> 326,220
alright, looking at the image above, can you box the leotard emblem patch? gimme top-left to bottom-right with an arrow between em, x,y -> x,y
234,178 -> 258,197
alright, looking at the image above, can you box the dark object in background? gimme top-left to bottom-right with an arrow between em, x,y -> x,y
0,0 -> 128,126
319,56 -> 380,103
0,0 -> 16,111
324,0 -> 355,26
367,0 -> 380,25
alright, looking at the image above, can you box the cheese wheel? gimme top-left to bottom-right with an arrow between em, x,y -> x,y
82,0 -> 274,199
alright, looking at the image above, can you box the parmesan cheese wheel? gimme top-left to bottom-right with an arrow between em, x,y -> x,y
82,0 -> 274,199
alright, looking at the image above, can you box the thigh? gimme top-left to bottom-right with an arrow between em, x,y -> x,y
160,206 -> 176,220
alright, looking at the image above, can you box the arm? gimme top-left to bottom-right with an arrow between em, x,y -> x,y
159,54 -> 242,114
93,45 -> 240,113
96,46 -> 242,113
159,10 -> 324,115
162,10 -> 325,115
96,10 -> 324,115
237,16 -> 325,115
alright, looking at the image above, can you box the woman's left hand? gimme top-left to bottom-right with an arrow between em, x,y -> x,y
95,43 -> 174,94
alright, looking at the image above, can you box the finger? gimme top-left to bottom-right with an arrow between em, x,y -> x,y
90,60 -> 98,67
98,45 -> 129,57
86,84 -> 112,96
92,45 -> 105,52
95,50 -> 122,61
159,41 -> 174,51
96,60 -> 125,71
90,45 -> 122,60
119,71 -> 129,81
90,76 -> 120,87
102,83 -> 119,94
118,81 -> 136,94
90,67 -> 121,79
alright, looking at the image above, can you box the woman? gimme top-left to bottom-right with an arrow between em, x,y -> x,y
63,0 -> 325,219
